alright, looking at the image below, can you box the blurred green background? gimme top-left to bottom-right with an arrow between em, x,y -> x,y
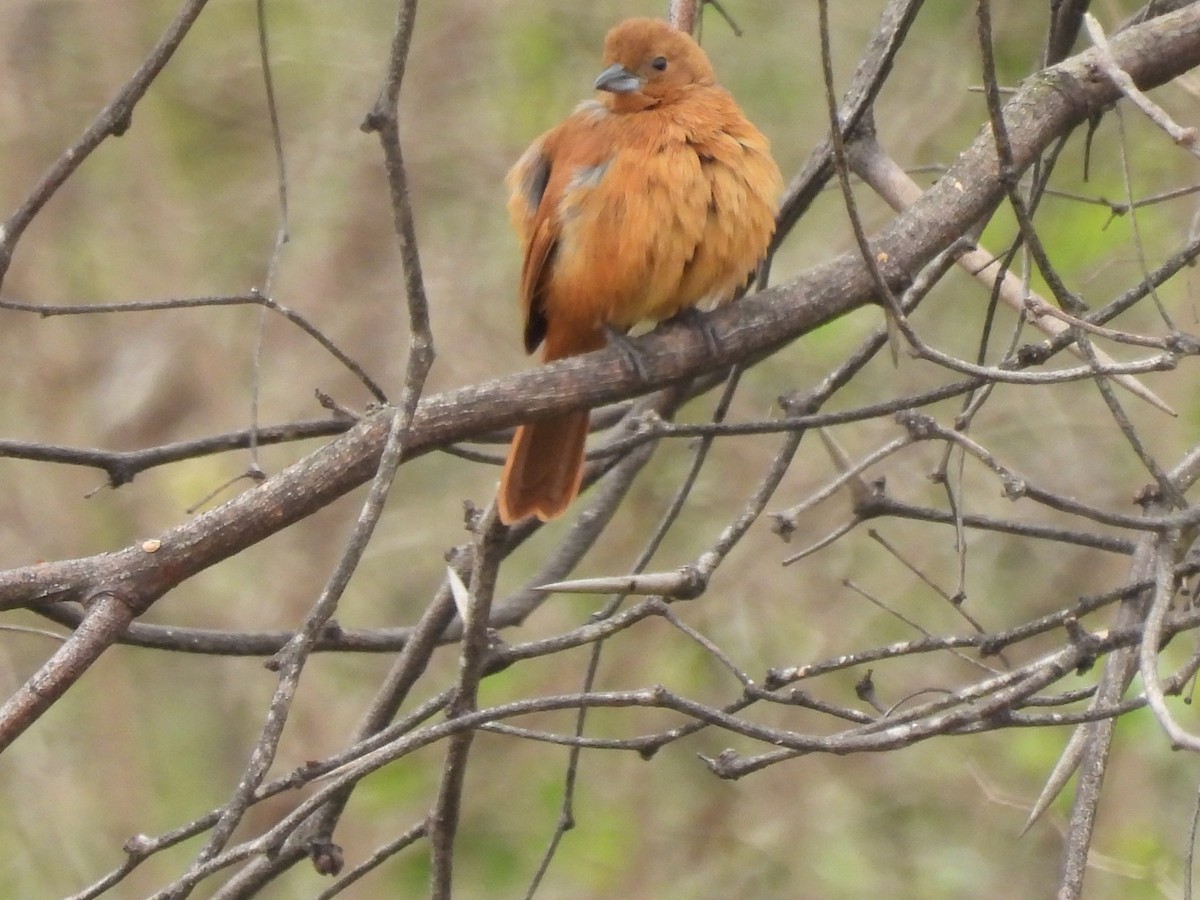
2,1 -> 1199,897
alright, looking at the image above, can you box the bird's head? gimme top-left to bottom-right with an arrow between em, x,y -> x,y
594,18 -> 716,113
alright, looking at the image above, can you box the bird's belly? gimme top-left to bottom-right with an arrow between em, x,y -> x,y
548,231 -> 746,331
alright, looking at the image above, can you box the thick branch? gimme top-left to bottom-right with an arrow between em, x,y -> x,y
2,6 -> 1199,618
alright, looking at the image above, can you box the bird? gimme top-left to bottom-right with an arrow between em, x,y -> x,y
497,17 -> 782,525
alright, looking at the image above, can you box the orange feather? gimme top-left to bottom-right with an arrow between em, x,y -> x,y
497,18 -> 782,525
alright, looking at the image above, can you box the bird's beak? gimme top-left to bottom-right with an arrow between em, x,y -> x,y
594,63 -> 642,94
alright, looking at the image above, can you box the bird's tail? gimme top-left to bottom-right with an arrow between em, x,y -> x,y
497,326 -> 605,524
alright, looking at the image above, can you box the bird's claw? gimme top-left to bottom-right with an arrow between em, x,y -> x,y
602,325 -> 650,380
662,307 -> 724,362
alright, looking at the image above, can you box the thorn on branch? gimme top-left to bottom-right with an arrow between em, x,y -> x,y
535,566 -> 707,600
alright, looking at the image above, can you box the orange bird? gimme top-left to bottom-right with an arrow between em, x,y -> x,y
497,17 -> 782,524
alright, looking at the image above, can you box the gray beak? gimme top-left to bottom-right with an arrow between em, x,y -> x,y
594,63 -> 642,94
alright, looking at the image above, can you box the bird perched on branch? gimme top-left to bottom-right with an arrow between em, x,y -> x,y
497,17 -> 781,524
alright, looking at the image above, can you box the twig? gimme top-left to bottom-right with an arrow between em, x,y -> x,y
0,0 -> 213,287
429,511 -> 505,898
1085,12 -> 1200,156
0,592 -> 137,752
0,292 -> 387,402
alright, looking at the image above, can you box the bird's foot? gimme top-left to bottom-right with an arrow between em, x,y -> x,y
661,307 -> 724,361
602,325 -> 650,381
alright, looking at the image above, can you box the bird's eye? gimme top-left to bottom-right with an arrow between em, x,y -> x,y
651,56 -> 668,71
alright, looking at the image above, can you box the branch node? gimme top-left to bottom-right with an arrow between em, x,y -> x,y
360,110 -> 388,134
123,833 -> 153,858
895,409 -> 937,440
1062,616 -> 1098,674
769,514 -> 796,542
701,748 -> 743,779
1165,331 -> 1200,356
778,389 -> 819,416
854,669 -> 883,713
307,839 -> 344,876
1001,474 -> 1027,500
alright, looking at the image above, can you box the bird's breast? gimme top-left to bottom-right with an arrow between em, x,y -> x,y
525,96 -> 780,339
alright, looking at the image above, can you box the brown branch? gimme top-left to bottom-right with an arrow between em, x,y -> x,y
3,5 -> 1200,765
0,0 -> 212,287
0,591 -> 137,753
768,0 -> 926,266
668,0 -> 701,35
3,5 -> 1199,616
0,418 -> 351,487
0,293 -> 388,402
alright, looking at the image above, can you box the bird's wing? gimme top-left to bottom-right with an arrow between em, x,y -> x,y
507,137 -> 556,353
506,110 -> 627,355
